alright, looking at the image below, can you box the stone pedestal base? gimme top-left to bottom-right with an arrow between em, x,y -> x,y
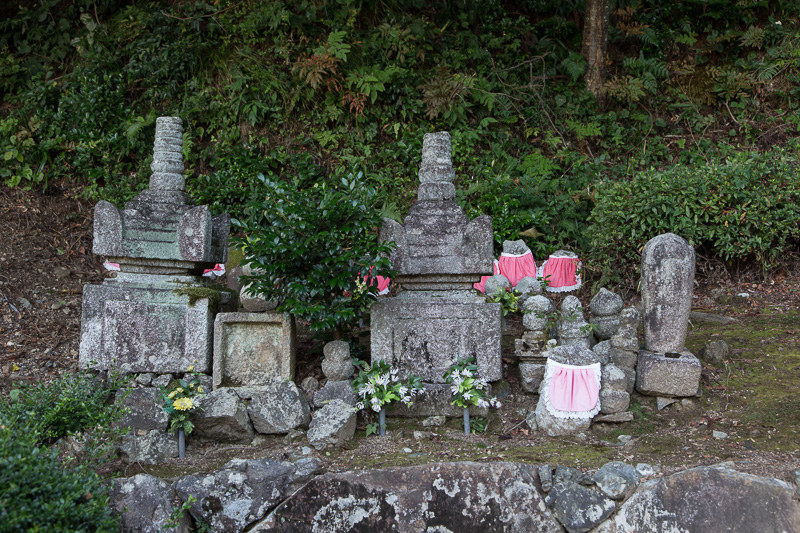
213,312 -> 295,388
370,298 -> 502,383
79,274 -> 219,373
635,349 -> 701,397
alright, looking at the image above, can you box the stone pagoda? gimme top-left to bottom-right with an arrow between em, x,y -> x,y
371,132 -> 502,414
79,117 -> 230,375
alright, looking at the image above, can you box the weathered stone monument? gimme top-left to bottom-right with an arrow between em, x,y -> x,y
370,131 -> 501,414
636,233 -> 701,397
79,117 -> 230,374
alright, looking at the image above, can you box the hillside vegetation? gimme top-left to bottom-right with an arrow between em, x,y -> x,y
2,0 -> 799,287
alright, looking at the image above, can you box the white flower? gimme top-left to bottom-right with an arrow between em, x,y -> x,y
370,397 -> 380,405
355,402 -> 364,411
365,382 -> 375,395
398,386 -> 408,396
776,20 -> 782,25
460,368 -> 473,378
372,403 -> 381,412
450,384 -> 460,395
463,391 -> 473,401
358,386 -> 368,398
477,398 -> 488,408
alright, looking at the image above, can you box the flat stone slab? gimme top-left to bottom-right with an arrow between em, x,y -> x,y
371,298 -> 502,383
213,312 -> 295,388
636,349 -> 701,397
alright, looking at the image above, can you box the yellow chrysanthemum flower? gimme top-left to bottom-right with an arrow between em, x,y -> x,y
172,397 -> 194,411
197,386 -> 204,393
176,387 -> 184,393
168,391 -> 177,399
187,365 -> 195,372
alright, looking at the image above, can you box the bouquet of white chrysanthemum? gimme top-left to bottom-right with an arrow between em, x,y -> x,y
351,359 -> 423,436
444,356 -> 501,434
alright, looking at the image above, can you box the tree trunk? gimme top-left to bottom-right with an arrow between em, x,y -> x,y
582,0 -> 612,101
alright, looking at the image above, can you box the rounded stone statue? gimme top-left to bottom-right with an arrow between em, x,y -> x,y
640,233 -> 695,353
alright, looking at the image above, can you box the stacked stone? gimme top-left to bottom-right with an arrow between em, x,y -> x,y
636,233 -> 701,398
517,295 -> 555,393
590,288 -> 623,340
609,307 -> 641,395
149,117 -> 185,191
557,296 -> 591,349
313,340 -> 358,408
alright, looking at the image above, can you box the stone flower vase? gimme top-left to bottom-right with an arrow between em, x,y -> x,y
178,429 -> 186,459
463,407 -> 471,435
379,409 -> 386,437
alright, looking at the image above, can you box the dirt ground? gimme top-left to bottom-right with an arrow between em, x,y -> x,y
1,184 -> 799,485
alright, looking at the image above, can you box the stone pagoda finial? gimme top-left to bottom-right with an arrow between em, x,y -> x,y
150,116 -> 186,191
417,132 -> 457,202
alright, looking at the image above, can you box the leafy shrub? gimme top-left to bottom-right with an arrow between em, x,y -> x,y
0,371 -> 127,531
589,146 -> 800,286
234,172 -> 394,335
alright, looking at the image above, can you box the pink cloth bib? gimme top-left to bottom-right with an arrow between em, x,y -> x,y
473,260 -> 500,293
497,251 -> 538,287
542,359 -> 601,419
539,255 -> 581,293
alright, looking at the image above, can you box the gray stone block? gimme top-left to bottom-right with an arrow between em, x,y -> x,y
502,239 -> 530,255
592,339 -> 612,364
115,387 -> 169,432
592,461 -> 641,500
590,288 -> 623,316
118,430 -> 178,465
239,383 -> 311,434
515,276 -> 542,301
371,299 -> 502,383
110,474 -> 190,533
307,399 -> 356,449
534,396 -> 591,437
641,233 -> 695,353
600,389 -> 630,414
313,380 -> 358,408
418,131 -> 455,183
610,347 -> 638,369
79,277 -> 214,374
601,364 -> 628,392
193,387 -> 254,443
592,315 -> 620,340
519,362 -> 546,393
636,349 -> 701,397
213,312 -> 295,389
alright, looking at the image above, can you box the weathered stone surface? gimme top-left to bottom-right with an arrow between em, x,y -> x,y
307,399 -> 356,449
636,349 -> 701,397
592,340 -> 612,364
118,430 -> 177,464
656,396 -> 679,410
522,295 -> 555,331
592,461 -> 641,500
601,364 -> 627,392
371,299 -> 502,383
422,415 -> 446,427
151,374 -> 172,389
515,276 -> 542,301
616,306 -> 641,336
110,474 -> 190,533
321,340 -> 353,381
259,462 -> 562,532
641,233 -> 695,353
175,457 -> 319,533
213,312 -> 295,388
502,239 -> 530,255
700,338 -> 729,365
600,389 -> 630,414
237,383 -> 311,434
548,344 -> 601,367
80,277 -> 215,374
554,465 -> 594,486
610,346 -> 638,369
134,373 -> 154,386
592,315 -> 620,340
194,388 -> 254,442
418,131 -> 456,183
485,274 -> 511,297
115,387 -> 169,431
590,288 -> 623,316
535,396 -> 591,437
594,411 -> 634,423
519,362 -> 546,393
300,376 -> 320,393
609,464 -> 800,532
545,481 -> 616,533
539,464 -> 553,492
313,380 -> 358,408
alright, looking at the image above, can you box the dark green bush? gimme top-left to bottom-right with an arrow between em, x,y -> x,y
234,172 -> 394,335
589,145 -> 800,286
0,371 -> 127,531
